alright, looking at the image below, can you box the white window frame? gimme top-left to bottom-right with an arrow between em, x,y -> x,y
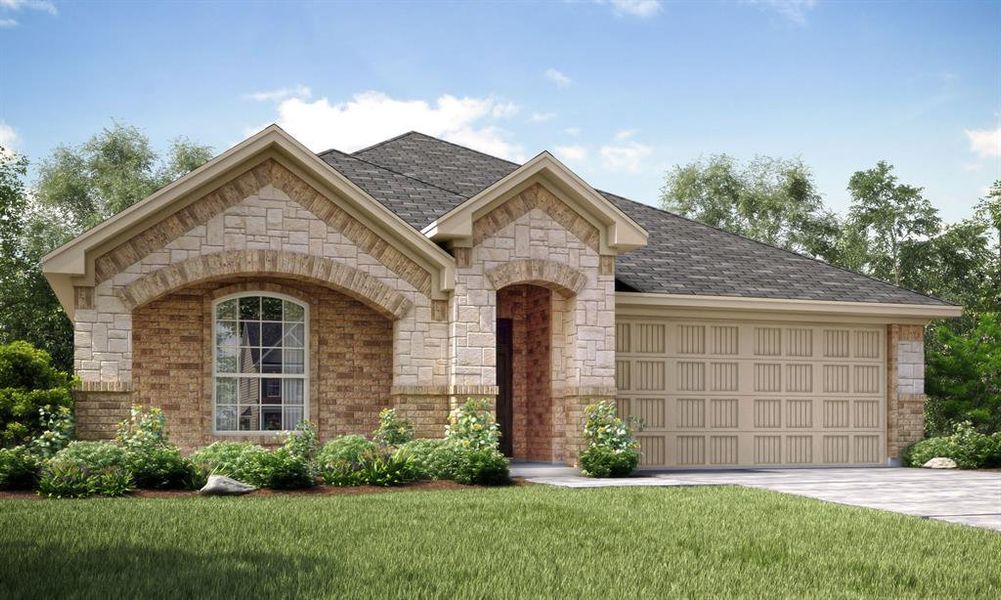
211,291 -> 309,434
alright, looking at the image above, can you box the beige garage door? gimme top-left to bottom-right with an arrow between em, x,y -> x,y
615,319 -> 886,467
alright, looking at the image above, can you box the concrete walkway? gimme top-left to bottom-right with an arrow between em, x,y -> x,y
515,465 -> 1001,532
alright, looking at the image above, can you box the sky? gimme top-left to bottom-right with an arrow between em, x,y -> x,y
1,0 -> 999,222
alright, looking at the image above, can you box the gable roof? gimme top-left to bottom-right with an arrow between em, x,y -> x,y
341,131 -> 953,308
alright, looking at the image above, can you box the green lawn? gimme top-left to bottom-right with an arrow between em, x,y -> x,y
1,485 -> 998,598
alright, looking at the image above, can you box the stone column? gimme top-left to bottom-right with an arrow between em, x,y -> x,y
886,324 -> 926,464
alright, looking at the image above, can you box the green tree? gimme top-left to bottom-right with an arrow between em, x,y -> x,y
843,161 -> 941,287
925,313 -> 1001,434
660,154 -> 840,259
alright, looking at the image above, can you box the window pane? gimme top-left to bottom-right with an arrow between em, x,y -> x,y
262,407 -> 283,431
284,301 -> 304,322
216,299 -> 238,320
239,297 -> 260,320
216,406 -> 237,431
261,349 -> 282,373
283,406 -> 304,429
239,406 -> 259,431
215,378 -> 237,405
285,323 -> 304,348
216,321 -> 238,347
238,347 -> 261,374
262,323 -> 283,348
239,322 -> 261,346
284,349 -> 304,374
261,378 -> 282,404
283,379 -> 304,405
216,346 -> 238,373
262,297 -> 283,321
238,378 -> 260,405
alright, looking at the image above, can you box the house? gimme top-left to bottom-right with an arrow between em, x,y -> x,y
41,125 -> 960,467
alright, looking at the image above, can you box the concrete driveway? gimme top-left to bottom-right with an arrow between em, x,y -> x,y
519,466 -> 1001,532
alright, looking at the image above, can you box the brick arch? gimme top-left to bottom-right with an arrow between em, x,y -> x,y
117,249 -> 413,319
485,259 -> 587,297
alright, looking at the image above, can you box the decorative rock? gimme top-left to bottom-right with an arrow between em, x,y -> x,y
922,457 -> 958,469
198,474 -> 257,496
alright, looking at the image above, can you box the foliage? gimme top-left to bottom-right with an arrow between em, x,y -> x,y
450,447 -> 510,486
0,341 -> 74,446
248,447 -> 316,489
396,438 -> 509,485
28,405 -> 74,458
903,422 -> 1001,469
39,441 -> 134,498
372,408 -> 415,447
114,405 -> 195,489
398,438 -> 450,480
925,313 -> 1001,434
276,420 -> 320,461
580,400 -> 640,478
115,405 -> 168,451
660,154 -> 840,260
0,445 -> 41,490
316,435 -> 412,487
445,399 -> 501,450
190,441 -> 268,484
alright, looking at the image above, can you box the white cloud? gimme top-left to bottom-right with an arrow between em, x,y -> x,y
259,90 -> 525,161
0,121 -> 19,157
564,127 -> 582,136
743,0 -> 817,26
555,145 -> 588,162
965,126 -> 1001,158
0,17 -> 16,27
244,85 -> 312,103
529,112 -> 556,123
614,129 -> 637,141
544,68 -> 573,88
608,0 -> 662,18
0,0 -> 57,15
491,101 -> 520,119
600,141 -> 652,173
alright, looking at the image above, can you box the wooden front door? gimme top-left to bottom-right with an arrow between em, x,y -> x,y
495,318 -> 514,457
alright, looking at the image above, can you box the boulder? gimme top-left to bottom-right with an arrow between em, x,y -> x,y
922,457 -> 958,469
198,474 -> 257,495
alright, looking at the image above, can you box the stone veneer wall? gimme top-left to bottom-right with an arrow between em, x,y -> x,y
887,324 -> 926,460
130,277 -> 393,451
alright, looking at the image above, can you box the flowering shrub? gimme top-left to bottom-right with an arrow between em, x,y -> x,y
579,400 -> 640,478
116,405 -> 168,452
446,399 -> 500,450
28,406 -> 74,458
373,409 -> 415,447
904,421 -> 1001,469
277,420 -> 320,461
115,405 -> 196,489
0,446 -> 41,490
39,441 -> 133,498
317,435 -> 413,486
190,441 -> 269,484
397,439 -> 509,485
0,341 -> 74,447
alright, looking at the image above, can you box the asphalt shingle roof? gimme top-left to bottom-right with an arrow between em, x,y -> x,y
317,132 -> 948,307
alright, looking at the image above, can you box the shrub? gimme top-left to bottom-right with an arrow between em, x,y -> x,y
190,442 -> 268,484
904,422 -> 1001,469
114,405 -> 197,489
317,435 -> 413,487
40,441 -> 133,498
446,399 -> 500,450
373,409 -> 414,447
452,447 -> 510,486
397,439 -> 509,485
398,438 -> 450,480
29,406 -> 74,458
115,405 -> 168,451
248,448 -> 316,489
0,446 -> 41,490
579,400 -> 640,478
0,341 -> 74,447
276,420 -> 320,461
926,314 -> 1001,435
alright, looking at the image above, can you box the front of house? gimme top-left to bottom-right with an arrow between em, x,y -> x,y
41,126 -> 960,467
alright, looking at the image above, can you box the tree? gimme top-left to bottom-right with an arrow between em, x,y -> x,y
926,313 -> 1001,435
843,161 -> 941,287
660,154 -> 840,260
0,124 -> 212,372
974,180 -> 1001,308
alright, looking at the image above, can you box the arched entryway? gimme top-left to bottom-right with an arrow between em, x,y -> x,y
495,284 -> 556,461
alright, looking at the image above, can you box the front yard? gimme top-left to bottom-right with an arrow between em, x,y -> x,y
1,485 -> 998,598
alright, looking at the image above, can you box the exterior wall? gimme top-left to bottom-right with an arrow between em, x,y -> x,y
128,277 -> 393,451
887,324 -> 926,460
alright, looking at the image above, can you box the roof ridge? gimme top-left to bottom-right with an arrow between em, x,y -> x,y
319,147 -> 470,199
355,130 -> 524,169
348,130 -> 421,156
601,191 -> 954,307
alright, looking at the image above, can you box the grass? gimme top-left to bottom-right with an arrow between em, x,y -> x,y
1,485 -> 999,599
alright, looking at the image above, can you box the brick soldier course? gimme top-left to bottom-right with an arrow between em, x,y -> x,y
44,126 -> 961,466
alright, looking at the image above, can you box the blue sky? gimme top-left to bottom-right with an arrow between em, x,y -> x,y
1,0 -> 999,222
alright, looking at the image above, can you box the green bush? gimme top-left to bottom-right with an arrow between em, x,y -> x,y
276,421 -> 320,461
579,445 -> 640,478
579,400 -> 641,478
452,447 -> 510,486
904,422 -> 1001,469
0,445 -> 41,490
0,341 -> 74,447
116,405 -> 196,489
29,406 -> 74,458
373,408 -> 414,447
926,314 -> 1001,435
248,448 -> 316,489
398,438 -> 450,480
40,441 -> 133,498
445,399 -> 500,450
317,435 -> 413,486
397,439 -> 509,485
190,442 -> 268,484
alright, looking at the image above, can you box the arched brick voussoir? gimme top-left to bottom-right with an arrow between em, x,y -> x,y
117,250 -> 413,320
486,259 -> 587,297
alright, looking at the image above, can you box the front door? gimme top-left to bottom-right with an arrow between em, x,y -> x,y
495,318 -> 514,457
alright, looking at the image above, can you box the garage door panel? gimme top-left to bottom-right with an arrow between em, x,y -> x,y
617,319 -> 886,467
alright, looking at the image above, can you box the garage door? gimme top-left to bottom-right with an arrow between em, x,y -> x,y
615,319 -> 886,467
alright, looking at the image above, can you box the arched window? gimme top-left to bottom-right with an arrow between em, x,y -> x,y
213,293 -> 307,432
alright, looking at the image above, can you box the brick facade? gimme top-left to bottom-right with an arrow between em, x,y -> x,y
886,323 -> 927,461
